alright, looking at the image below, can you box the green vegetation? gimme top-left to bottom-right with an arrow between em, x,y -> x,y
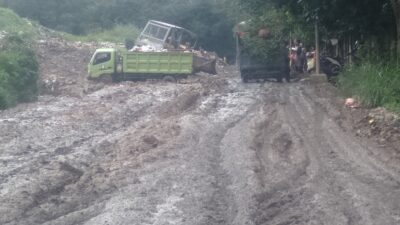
240,8 -> 289,60
339,63 -> 400,112
0,7 -> 36,35
0,0 -> 236,58
0,7 -> 38,109
63,25 -> 140,43
0,33 -> 39,109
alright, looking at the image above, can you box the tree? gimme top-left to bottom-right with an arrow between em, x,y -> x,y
239,0 -> 395,58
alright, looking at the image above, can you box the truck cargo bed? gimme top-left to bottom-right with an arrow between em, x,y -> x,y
123,52 -> 193,74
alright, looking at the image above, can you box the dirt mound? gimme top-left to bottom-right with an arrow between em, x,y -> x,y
35,30 -> 121,97
354,107 -> 400,151
35,37 -> 94,97
158,91 -> 201,118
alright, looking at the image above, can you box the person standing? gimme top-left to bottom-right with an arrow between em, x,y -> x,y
295,42 -> 303,72
300,45 -> 307,73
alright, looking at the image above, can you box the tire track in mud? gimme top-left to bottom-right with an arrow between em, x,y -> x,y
193,85 -> 266,225
289,85 -> 400,224
212,83 -> 283,225
248,85 -> 355,225
176,119 -> 236,225
2,72 -> 400,225
0,74 -> 250,225
211,80 -> 400,225
124,80 -> 266,225
75,77 -> 260,225
0,83 -> 205,225
243,84 -> 400,225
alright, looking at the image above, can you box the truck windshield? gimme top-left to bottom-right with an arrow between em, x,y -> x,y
93,52 -> 111,65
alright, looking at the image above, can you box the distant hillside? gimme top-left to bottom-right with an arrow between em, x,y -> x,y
0,7 -> 36,35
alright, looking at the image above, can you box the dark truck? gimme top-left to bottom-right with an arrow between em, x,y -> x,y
235,21 -> 290,83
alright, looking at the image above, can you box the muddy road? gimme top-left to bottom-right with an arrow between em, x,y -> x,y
1,70 -> 400,225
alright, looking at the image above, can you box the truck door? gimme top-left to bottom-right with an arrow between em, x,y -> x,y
88,51 -> 115,79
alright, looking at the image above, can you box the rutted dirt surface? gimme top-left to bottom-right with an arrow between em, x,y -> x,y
1,69 -> 400,225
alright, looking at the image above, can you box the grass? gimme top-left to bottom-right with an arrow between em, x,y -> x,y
62,24 -> 140,43
338,62 -> 400,113
0,7 -> 36,36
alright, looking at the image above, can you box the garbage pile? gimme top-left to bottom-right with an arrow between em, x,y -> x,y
128,42 -> 219,75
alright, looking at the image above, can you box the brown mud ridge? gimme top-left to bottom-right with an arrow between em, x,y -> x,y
36,35 -> 119,97
2,42 -> 400,225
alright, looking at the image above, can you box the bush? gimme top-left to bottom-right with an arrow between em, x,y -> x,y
0,33 -> 39,109
0,7 -> 38,109
338,62 -> 400,112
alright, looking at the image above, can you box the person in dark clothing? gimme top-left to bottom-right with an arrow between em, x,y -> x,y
295,42 -> 303,72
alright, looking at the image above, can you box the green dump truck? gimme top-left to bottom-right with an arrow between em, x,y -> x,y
88,20 -> 216,82
88,49 -> 196,82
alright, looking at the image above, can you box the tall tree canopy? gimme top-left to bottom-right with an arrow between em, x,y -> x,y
236,0 -> 396,59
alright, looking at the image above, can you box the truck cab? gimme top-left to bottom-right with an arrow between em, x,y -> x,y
88,48 -> 118,80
